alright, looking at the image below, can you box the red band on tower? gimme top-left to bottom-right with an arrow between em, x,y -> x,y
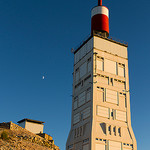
91,14 -> 109,34
91,0 -> 109,37
98,0 -> 102,6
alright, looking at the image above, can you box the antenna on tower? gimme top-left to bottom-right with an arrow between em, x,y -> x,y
91,0 -> 109,37
98,0 -> 102,6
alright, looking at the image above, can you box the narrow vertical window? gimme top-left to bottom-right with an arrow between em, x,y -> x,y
75,68 -> 79,82
113,127 -> 116,136
74,129 -> 76,138
77,127 -> 79,137
97,87 -> 105,102
108,125 -> 111,135
125,94 -> 127,108
117,92 -> 119,105
80,126 -> 83,136
87,58 -> 92,73
80,62 -> 87,78
78,92 -> 86,107
73,101 -> 78,110
110,78 -> 113,86
118,127 -> 121,137
118,63 -> 125,77
97,57 -> 104,71
87,87 -> 91,102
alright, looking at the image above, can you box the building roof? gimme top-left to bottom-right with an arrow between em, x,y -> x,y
17,118 -> 45,124
74,32 -> 128,54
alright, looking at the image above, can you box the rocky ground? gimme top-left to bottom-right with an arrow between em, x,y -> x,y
0,126 -> 58,150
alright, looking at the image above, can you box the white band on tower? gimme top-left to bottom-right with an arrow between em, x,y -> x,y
91,6 -> 109,18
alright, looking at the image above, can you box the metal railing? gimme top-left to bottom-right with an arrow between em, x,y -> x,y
74,34 -> 91,52
73,32 -> 128,52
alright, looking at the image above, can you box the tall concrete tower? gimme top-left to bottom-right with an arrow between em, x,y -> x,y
66,0 -> 137,150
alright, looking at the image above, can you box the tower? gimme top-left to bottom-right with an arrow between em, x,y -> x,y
66,0 -> 137,150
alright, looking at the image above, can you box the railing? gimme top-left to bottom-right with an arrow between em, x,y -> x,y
73,34 -> 91,52
108,36 -> 128,46
73,32 -> 128,52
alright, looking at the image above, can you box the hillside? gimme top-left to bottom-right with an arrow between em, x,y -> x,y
0,122 -> 60,150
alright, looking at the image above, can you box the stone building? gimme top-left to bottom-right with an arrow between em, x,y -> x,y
18,118 -> 44,134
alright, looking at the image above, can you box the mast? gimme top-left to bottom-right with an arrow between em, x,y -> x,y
98,0 -> 102,6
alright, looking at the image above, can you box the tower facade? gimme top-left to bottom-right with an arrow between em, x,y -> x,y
66,1 -> 137,150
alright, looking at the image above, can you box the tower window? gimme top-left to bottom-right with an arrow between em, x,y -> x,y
81,114 -> 83,120
78,91 -> 86,107
73,100 -> 78,110
83,138 -> 89,143
113,127 -> 116,136
74,129 -> 77,138
68,144 -> 73,149
80,62 -> 87,78
97,57 -> 104,71
118,63 -> 125,77
110,78 -> 113,86
108,125 -> 111,135
104,59 -> 117,74
98,75 -> 109,85
111,112 -> 113,117
80,126 -> 83,136
75,68 -> 79,82
73,96 -> 78,110
105,89 -> 118,104
73,113 -> 80,124
77,128 -> 79,137
87,87 -> 91,102
87,58 -> 92,73
82,107 -> 91,120
118,127 -> 121,137
97,106 -> 109,118
116,110 -> 127,122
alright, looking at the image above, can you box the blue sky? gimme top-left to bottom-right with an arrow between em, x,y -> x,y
0,0 -> 149,150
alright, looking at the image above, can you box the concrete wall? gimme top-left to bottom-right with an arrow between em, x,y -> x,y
93,36 -> 127,58
66,35 -> 137,150
25,121 -> 44,134
18,122 -> 25,128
